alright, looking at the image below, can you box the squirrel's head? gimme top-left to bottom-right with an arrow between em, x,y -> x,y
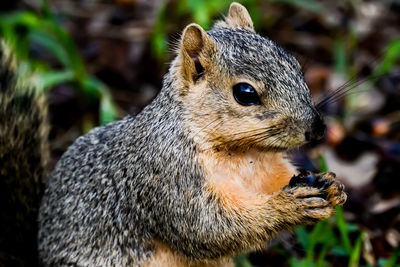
171,2 -> 325,152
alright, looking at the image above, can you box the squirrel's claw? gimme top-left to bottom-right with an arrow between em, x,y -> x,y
280,171 -> 347,225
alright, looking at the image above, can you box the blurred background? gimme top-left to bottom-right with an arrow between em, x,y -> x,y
1,0 -> 399,266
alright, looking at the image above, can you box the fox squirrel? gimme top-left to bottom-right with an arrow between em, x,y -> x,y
0,2 -> 346,266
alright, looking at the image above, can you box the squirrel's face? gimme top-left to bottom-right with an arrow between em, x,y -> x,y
176,3 -> 325,152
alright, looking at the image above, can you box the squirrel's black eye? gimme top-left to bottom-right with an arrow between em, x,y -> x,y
233,83 -> 261,106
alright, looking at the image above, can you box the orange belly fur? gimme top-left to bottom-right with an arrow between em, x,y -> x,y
200,149 -> 296,207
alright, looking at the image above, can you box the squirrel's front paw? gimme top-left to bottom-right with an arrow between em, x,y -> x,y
281,171 -> 347,224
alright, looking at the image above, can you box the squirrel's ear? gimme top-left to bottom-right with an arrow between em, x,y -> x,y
225,2 -> 254,31
180,23 -> 215,82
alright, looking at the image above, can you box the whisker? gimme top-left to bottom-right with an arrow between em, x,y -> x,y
316,72 -> 383,109
210,126 -> 279,141
252,134 -> 283,150
246,130 -> 283,148
315,44 -> 389,110
216,131 -> 274,148
192,117 -> 221,138
319,88 -> 373,108
204,120 -> 225,139
222,128 -> 282,150
317,75 -> 369,108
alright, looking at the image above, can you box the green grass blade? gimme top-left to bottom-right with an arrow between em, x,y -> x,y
39,70 -> 75,89
46,22 -> 86,83
150,5 -> 167,61
30,30 -> 70,67
336,206 -> 352,255
100,93 -> 118,125
84,77 -> 118,124
349,232 -> 363,267
318,156 -> 328,172
334,38 -> 347,75
295,225 -> 310,250
383,248 -> 400,267
376,39 -> 400,75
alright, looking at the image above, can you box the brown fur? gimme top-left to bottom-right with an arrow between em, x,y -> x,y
215,2 -> 255,31
144,242 -> 233,267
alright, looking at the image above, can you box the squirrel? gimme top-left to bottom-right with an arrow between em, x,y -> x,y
0,2 -> 346,266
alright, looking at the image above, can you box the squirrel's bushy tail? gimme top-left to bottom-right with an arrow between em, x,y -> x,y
0,41 -> 49,266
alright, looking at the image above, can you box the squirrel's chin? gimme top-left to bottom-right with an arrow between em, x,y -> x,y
247,144 -> 293,153
261,141 -> 306,152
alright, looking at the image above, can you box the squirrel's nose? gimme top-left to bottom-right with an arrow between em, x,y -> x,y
305,115 -> 326,142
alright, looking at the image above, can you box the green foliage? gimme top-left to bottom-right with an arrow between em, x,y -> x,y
151,5 -> 169,62
180,0 -> 229,29
292,208 -> 362,267
334,38 -> 347,75
318,156 -> 328,173
377,38 -> 400,76
150,0 -> 324,62
233,208 -> 372,267
151,0 -> 231,61
234,253 -> 253,267
379,248 -> 400,267
0,1 -> 118,125
267,0 -> 322,13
